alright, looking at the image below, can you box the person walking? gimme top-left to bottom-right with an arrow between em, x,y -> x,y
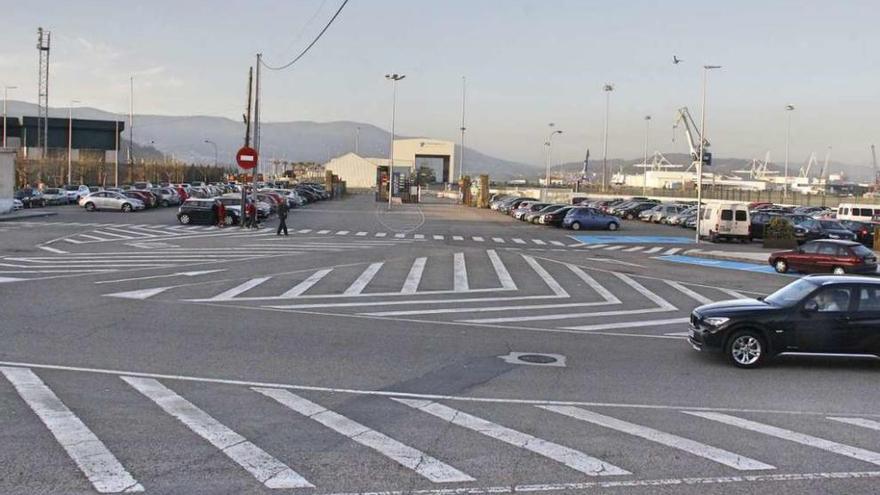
215,199 -> 226,228
245,200 -> 257,229
276,199 -> 289,236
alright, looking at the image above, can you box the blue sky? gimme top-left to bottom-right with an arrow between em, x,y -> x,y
2,0 -> 879,168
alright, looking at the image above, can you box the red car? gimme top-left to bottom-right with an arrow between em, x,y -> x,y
769,239 -> 878,275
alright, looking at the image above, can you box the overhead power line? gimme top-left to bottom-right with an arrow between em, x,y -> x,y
261,0 -> 351,71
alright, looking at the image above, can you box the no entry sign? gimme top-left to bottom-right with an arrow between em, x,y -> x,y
236,146 -> 258,170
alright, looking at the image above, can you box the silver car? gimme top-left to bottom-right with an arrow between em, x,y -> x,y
78,191 -> 145,212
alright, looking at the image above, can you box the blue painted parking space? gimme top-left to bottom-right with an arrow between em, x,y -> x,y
657,255 -> 788,275
570,235 -> 695,245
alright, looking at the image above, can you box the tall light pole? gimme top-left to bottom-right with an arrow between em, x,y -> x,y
2,85 -> 16,149
204,139 -> 218,167
784,104 -> 795,202
459,75 -> 466,182
695,65 -> 722,244
355,126 -> 360,155
385,73 -> 405,208
67,99 -> 81,184
544,124 -> 562,200
601,83 -> 614,192
643,115 -> 651,196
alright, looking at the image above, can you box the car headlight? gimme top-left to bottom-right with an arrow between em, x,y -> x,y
703,317 -> 730,329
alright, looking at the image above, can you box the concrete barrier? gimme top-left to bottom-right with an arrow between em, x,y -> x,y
0,150 -> 15,214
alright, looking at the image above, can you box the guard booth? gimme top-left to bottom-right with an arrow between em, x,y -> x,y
375,166 -> 417,203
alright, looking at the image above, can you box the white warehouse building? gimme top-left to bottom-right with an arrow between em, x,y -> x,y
323,139 -> 457,189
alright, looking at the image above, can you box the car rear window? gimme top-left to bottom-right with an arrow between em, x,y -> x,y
735,210 -> 747,221
851,245 -> 875,258
720,210 -> 733,221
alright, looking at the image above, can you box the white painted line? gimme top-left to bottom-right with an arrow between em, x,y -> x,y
603,245 -> 625,251
664,331 -> 692,336
0,276 -> 25,283
362,301 -> 610,317
394,233 -> 406,238
614,273 -> 676,310
644,246 -> 664,254
254,388 -> 473,483
487,249 -> 516,290
208,277 -> 272,301
401,258 -> 427,294
565,265 -> 620,303
522,255 -> 568,296
665,280 -> 713,305
532,239 -> 546,245
375,232 -> 387,237
355,231 -> 368,236
107,227 -> 157,238
297,229 -> 312,234
92,230 -> 134,239
540,406 -> 773,470
623,246 -> 645,252
335,230 -> 350,235
563,318 -> 690,335
453,253 -> 469,292
473,236 -> 485,242
122,377 -> 312,489
492,237 -> 505,243
828,417 -> 880,432
95,270 -> 225,285
393,399 -> 629,476
279,269 -> 333,298
433,235 -> 444,240
344,262 -> 384,295
664,247 -> 682,255
414,234 -> 425,239
683,411 -> 880,466
549,240 -> 565,246
718,288 -> 749,299
453,235 -> 464,241
77,234 -> 108,242
317,230 -> 331,234
37,245 -> 68,254
467,307 -> 674,325
1,367 -> 144,493
104,287 -> 173,300
512,238 -> 526,244
585,244 -> 608,249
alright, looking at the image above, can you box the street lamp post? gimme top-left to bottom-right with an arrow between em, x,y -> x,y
385,73 -> 405,208
204,139 -> 218,167
643,115 -> 651,196
544,124 -> 562,200
601,83 -> 614,192
695,65 -> 721,244
355,126 -> 360,155
2,85 -> 16,149
784,104 -> 795,202
67,99 -> 81,185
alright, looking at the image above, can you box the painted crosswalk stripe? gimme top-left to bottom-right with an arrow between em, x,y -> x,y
664,247 -> 682,255
209,277 -> 272,301
718,288 -> 749,299
335,230 -> 350,235
487,249 -> 516,290
665,280 -> 713,305
615,273 -> 676,310
453,235 -> 464,241
453,253 -> 469,291
92,230 -> 134,239
280,269 -> 333,297
827,417 -> 880,432
414,234 -> 425,239
623,246 -> 645,252
566,265 -> 620,303
492,237 -> 505,243
540,406 -> 773,471
512,238 -> 526,244
683,411 -> 880,466
317,230 -> 331,234
532,239 -> 546,245
78,234 -> 108,242
394,233 -> 406,238
563,317 -> 690,332
344,263 -> 384,295
585,244 -> 607,249
549,240 -> 565,246
393,399 -> 629,476
603,245 -> 625,251
401,258 -> 427,294
433,235 -> 444,240
473,236 -> 484,242
645,247 -> 664,254
254,389 -> 473,483
375,232 -> 387,237
355,231 -> 368,236
1,367 -> 143,493
297,229 -> 312,234
522,255 -> 568,296
122,377 -> 312,488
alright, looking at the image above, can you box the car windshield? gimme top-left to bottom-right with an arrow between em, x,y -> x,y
819,220 -> 846,230
765,279 -> 819,307
852,245 -> 874,257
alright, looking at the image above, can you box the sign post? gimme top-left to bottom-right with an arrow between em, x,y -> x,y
236,146 -> 258,228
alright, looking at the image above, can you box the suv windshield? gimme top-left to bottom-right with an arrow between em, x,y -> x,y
765,279 -> 819,306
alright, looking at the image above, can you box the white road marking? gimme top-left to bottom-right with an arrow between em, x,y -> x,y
401,258 -> 427,294
279,269 -> 334,298
392,233 -> 404,238
375,232 -> 387,237
564,317 -> 691,332
603,245 -> 625,251
317,230 -> 331,234
492,237 -> 504,243
585,244 -> 607,249
683,411 -> 880,466
565,265 -> 620,303
393,399 -> 629,476
95,270 -> 226,285
644,247 -> 664,254
512,238 -> 526,244
540,406 -> 774,470
718,288 -> 749,299
549,240 -> 565,246
297,229 -> 312,233
64,238 -> 85,244
208,277 -> 272,301
665,280 -> 713,305
362,301 -> 611,317
623,246 -> 644,252
0,276 -> 26,283
276,294 -> 562,310
522,255 -> 568,297
453,253 -> 469,291
664,247 -> 682,255
487,249 -> 516,290
1,367 -> 143,493
614,273 -> 676,310
355,231 -> 367,236
335,230 -> 350,235
433,235 -> 444,240
78,234 -> 107,241
122,377 -> 312,489
37,245 -> 68,254
344,262 -> 384,295
473,236 -> 484,242
465,306 -> 674,324
827,417 -> 880,432
453,235 -> 464,241
92,230 -> 134,239
414,234 -> 425,239
104,287 -> 173,300
253,388 -> 473,483
532,239 -> 546,245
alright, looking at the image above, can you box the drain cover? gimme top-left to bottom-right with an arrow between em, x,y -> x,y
498,352 -> 566,367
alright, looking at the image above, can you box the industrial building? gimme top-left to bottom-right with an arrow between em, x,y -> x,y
323,138 -> 456,189
2,116 -> 124,160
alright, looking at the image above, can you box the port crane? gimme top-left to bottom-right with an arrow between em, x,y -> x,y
672,107 -> 711,172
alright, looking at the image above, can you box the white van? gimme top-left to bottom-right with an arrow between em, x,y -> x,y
837,203 -> 880,222
699,202 -> 750,242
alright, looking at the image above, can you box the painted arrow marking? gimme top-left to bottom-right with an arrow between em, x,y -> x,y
94,269 -> 226,285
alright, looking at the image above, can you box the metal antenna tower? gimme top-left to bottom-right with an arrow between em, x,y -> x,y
37,27 -> 51,159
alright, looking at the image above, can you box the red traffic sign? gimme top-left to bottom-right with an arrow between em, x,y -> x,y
236,146 -> 258,170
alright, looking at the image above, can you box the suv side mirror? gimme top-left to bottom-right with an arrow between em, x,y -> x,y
803,300 -> 819,312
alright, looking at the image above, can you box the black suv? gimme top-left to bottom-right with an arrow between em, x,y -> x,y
177,199 -> 240,226
13,188 -> 45,208
689,276 -> 880,368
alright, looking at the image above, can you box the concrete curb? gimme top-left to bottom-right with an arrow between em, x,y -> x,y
0,210 -> 59,222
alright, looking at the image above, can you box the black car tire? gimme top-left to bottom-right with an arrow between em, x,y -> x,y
726,330 -> 767,369
832,266 -> 846,275
571,221 -> 582,231
608,222 -> 619,231
225,215 -> 235,226
84,202 -> 96,212
178,214 -> 191,225
626,213 -> 635,220
774,259 -> 789,273
121,203 -> 133,212
162,200 -> 170,207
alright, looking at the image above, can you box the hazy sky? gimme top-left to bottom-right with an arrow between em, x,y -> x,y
2,0 -> 879,168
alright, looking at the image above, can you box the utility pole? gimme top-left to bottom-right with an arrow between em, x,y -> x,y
643,115 -> 651,196
2,85 -> 15,148
67,100 -> 80,184
251,53 -> 262,228
241,66 -> 253,228
128,76 -> 134,181
114,118 -> 119,187
459,75 -> 466,182
601,83 -> 614,192
355,126 -> 360,154
783,104 -> 795,202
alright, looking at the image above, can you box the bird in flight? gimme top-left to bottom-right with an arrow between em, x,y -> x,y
673,56 -> 682,64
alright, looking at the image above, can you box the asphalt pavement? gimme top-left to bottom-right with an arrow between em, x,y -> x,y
1,193 -> 879,495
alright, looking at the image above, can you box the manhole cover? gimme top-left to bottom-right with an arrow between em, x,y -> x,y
498,352 -> 566,367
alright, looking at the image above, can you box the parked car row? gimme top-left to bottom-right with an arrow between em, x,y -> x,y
175,182 -> 333,225
488,195 -> 621,231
